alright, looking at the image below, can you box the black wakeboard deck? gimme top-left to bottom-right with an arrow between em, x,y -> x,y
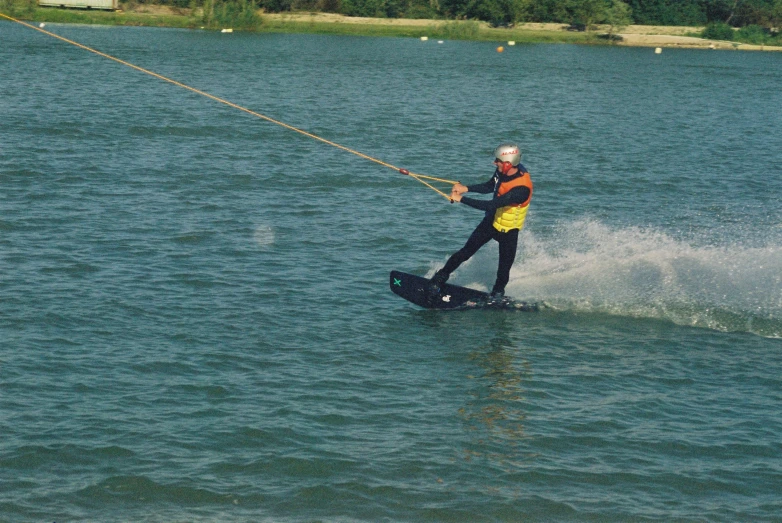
390,270 -> 539,311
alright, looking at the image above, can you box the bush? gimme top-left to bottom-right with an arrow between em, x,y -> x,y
736,24 -> 769,44
0,0 -> 36,16
431,19 -> 480,38
405,3 -> 438,18
465,0 -> 507,25
702,22 -> 735,41
201,0 -> 262,29
258,0 -> 291,12
340,0 -> 385,17
319,0 -> 340,11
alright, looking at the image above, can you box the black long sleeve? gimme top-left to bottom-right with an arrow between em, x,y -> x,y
461,186 -> 530,213
466,177 -> 496,194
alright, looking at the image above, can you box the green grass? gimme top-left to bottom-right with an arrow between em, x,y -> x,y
34,9 -> 196,27
234,18 -> 601,44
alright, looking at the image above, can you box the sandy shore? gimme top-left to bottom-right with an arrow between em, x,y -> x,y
262,12 -> 782,51
617,32 -> 782,51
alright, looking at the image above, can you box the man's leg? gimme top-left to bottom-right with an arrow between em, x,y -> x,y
491,228 -> 519,297
431,222 -> 494,289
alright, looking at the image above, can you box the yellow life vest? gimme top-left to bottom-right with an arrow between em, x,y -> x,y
492,171 -> 533,233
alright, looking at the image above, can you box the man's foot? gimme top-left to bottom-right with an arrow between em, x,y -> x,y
488,290 -> 505,304
428,270 -> 448,295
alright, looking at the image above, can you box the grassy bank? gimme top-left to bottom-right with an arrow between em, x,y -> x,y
0,1 -> 603,44
261,17 -> 602,44
265,22 -> 601,44
8,1 -> 779,50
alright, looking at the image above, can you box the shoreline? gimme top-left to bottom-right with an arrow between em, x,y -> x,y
8,5 -> 782,52
266,13 -> 782,51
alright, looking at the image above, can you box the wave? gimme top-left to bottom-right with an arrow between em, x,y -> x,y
504,220 -> 782,337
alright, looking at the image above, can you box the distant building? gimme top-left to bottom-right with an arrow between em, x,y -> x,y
38,0 -> 118,10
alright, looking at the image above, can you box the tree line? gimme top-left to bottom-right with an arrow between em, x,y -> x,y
147,0 -> 782,31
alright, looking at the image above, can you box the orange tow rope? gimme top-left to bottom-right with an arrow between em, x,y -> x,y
0,12 -> 458,200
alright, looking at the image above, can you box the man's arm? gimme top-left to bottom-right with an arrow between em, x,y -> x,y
459,186 -> 530,212
450,174 -> 495,199
466,176 -> 497,194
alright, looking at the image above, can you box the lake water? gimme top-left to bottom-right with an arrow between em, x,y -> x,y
1,21 -> 781,522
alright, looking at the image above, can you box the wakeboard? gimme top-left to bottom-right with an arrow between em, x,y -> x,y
389,270 -> 539,311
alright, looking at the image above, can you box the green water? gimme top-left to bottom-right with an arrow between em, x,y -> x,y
1,22 -> 781,522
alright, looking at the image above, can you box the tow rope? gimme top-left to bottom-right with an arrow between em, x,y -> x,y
0,13 -> 459,200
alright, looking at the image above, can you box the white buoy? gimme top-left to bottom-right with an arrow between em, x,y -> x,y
438,40 -> 444,44
221,28 -> 233,33
420,36 -> 428,41
655,47 -> 662,54
39,23 -> 45,28
508,41 -> 515,46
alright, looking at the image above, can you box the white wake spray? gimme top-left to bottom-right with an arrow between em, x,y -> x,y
446,219 -> 781,336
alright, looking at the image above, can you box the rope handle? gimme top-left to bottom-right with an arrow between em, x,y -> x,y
399,169 -> 458,201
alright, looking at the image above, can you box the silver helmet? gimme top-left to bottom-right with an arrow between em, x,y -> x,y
494,143 -> 521,165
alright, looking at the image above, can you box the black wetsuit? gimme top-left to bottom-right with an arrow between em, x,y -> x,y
438,165 -> 531,295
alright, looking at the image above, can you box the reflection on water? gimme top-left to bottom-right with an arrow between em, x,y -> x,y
459,320 -> 535,470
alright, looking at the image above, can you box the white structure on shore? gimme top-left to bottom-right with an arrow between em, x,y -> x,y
38,0 -> 117,10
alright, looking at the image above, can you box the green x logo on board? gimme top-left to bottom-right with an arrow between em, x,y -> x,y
393,278 -> 402,286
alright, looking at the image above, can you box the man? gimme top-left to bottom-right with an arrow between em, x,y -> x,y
429,143 -> 533,302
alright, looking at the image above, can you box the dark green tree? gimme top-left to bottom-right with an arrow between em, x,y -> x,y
384,0 -> 409,17
705,0 -> 742,23
772,0 -> 782,27
605,0 -> 633,37
527,0 -> 570,21
405,0 -> 440,18
463,0 -> 527,25
258,0 -> 292,12
438,0 -> 468,18
731,0 -> 781,27
628,0 -> 706,25
320,0 -> 341,11
569,0 -> 609,28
